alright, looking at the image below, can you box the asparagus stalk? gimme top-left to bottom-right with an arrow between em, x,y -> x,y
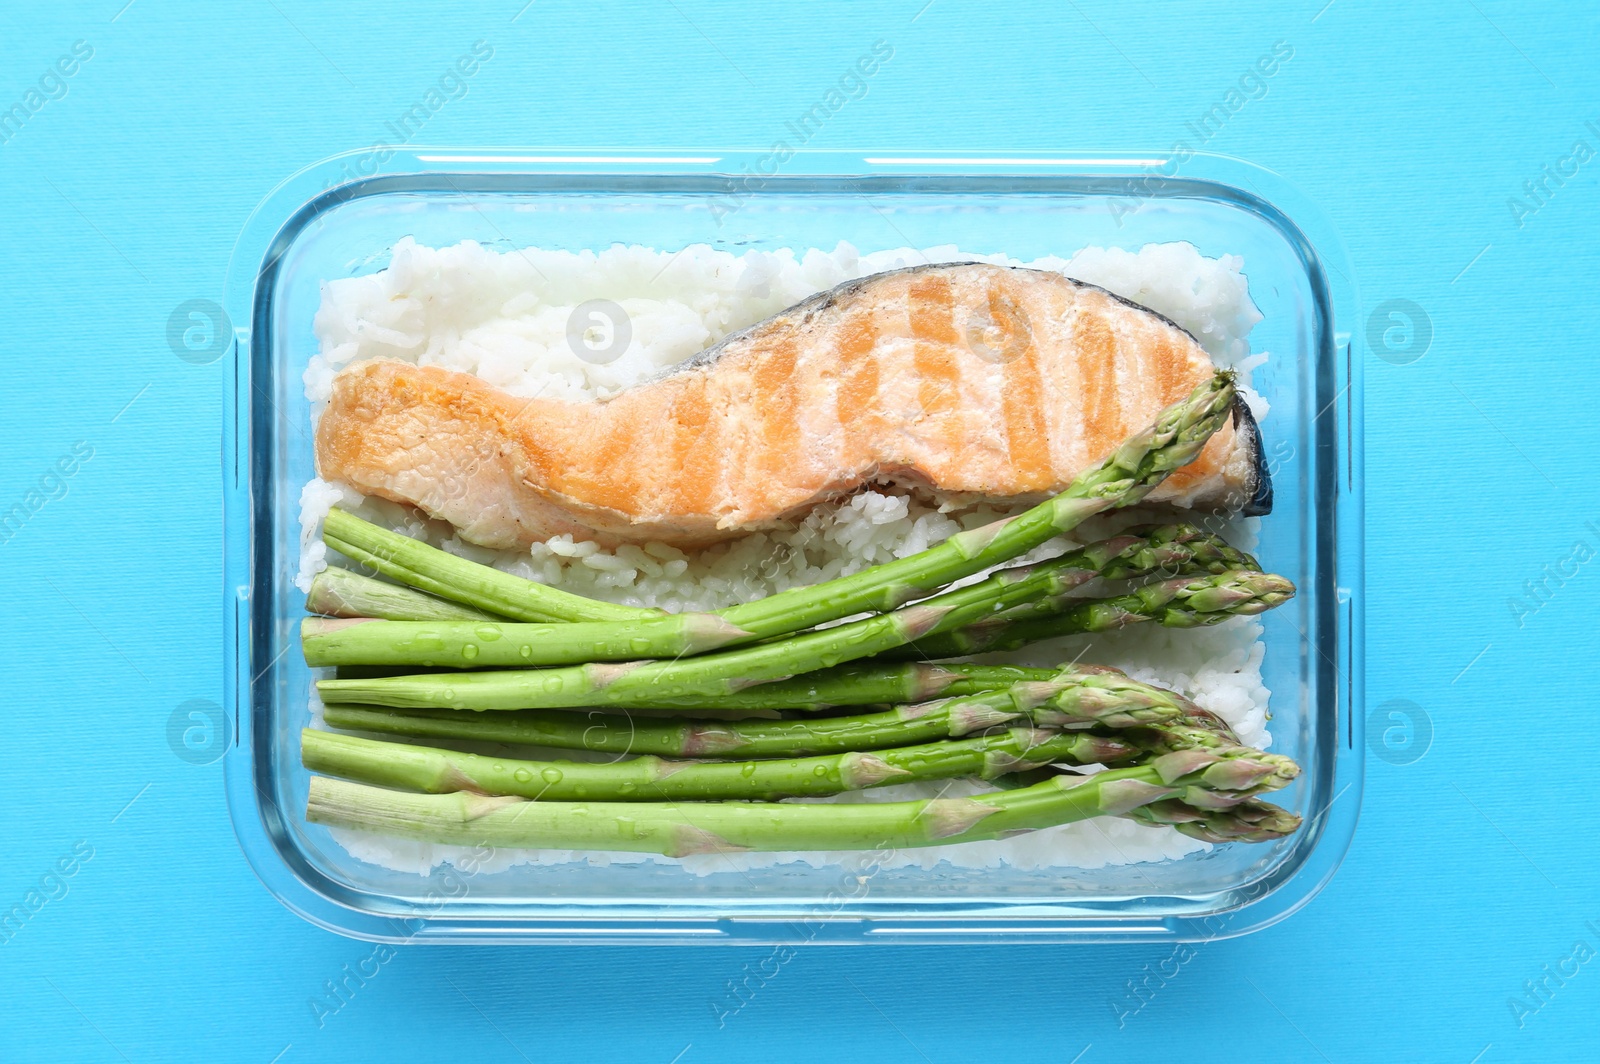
315,545 -> 1252,718
300,524 -> 1248,670
307,566 -> 501,622
1059,522 -> 1259,581
300,611 -> 752,669
1116,720 -> 1245,755
637,662 -> 1058,711
1061,664 -> 1245,745
322,664 -> 1184,757
1123,797 -> 1303,843
999,741 -> 1299,804
1138,746 -> 1301,809
322,508 -> 658,623
312,519 -> 1244,654
319,703 -> 992,759
315,700 -> 1032,759
320,660 -> 1057,703
991,765 -> 1302,843
305,743 -> 1290,855
313,565 -> 1035,708
314,551 -> 1233,711
976,530 -> 1258,629
302,725 -> 1140,802
882,569 -> 1296,660
319,661 -> 1242,755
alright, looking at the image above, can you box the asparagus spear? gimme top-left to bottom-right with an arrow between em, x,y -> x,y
1060,522 -> 1259,581
322,508 -> 658,623
299,610 -> 753,669
313,521 -> 1247,633
1123,797 -> 1303,843
322,664 -> 1184,757
320,660 -> 1058,700
312,560 -> 1039,707
307,566 -> 501,622
1140,746 -> 1301,809
313,552 -> 1226,712
319,702 -> 991,758
319,661 -> 1243,755
305,744 -> 1291,855
637,662 -> 1057,711
300,524 -> 1249,669
975,530 -> 1258,629
882,569 -> 1296,660
992,764 -> 1302,843
302,725 -> 1140,802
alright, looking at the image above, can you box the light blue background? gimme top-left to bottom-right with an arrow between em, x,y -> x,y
2,2 -> 1596,1061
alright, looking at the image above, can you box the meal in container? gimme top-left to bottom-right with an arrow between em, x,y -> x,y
294,239 -> 1300,873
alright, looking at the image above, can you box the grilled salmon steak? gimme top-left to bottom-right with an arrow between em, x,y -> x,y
315,263 -> 1268,549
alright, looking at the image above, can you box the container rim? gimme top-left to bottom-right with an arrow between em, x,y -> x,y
221,147 -> 1363,945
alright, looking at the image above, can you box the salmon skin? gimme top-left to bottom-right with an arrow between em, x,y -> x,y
316,262 -> 1269,550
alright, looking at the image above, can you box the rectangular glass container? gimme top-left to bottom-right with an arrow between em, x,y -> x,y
222,150 -> 1362,944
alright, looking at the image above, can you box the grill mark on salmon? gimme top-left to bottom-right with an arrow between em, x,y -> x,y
665,377 -> 713,514
909,275 -> 962,425
749,335 -> 799,518
1074,305 -> 1124,466
583,410 -> 640,515
834,310 -> 882,465
316,262 -> 1267,549
989,283 -> 1051,490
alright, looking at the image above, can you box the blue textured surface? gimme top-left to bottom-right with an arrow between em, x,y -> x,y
2,2 -> 1596,1061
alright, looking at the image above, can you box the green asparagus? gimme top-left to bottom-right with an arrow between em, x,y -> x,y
882,569 -> 1296,660
1123,797 -> 1303,843
972,528 -> 1258,630
322,507 -> 658,623
315,553 -> 1253,711
322,664 -> 1186,757
324,661 -> 1058,701
637,662 -> 1058,711
312,569 -> 1034,709
305,743 -> 1287,855
297,521 -> 1248,668
307,566 -> 501,622
988,765 -> 1298,841
319,702 -> 997,759
302,725 -> 1140,802
300,524 -> 1254,670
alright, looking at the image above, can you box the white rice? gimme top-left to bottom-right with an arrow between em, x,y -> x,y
300,239 -> 1273,876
